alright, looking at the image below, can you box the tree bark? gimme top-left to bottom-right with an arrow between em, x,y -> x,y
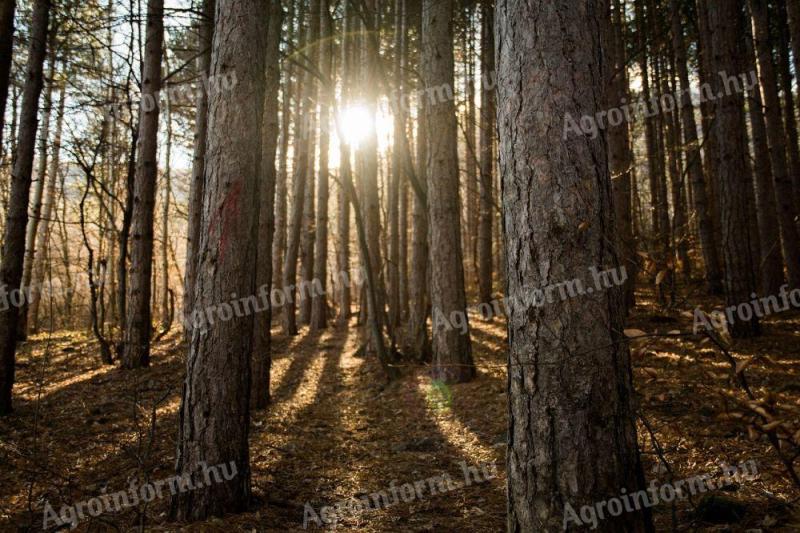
172,0 -> 270,519
0,0 -> 16,153
477,0 -> 495,308
0,0 -> 50,415
775,4 -> 800,210
336,0 -> 353,327
122,0 -> 164,368
19,43 -> 57,339
283,0 -> 317,336
498,1 -> 653,530
311,0 -> 332,331
29,79 -> 65,333
707,0 -> 761,337
743,8 -> 785,296
749,0 -> 800,291
183,0 -> 214,340
252,0 -> 281,410
422,0 -> 474,383
608,0 -> 636,311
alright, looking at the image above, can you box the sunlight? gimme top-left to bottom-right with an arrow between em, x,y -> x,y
337,102 -> 394,151
339,104 -> 373,148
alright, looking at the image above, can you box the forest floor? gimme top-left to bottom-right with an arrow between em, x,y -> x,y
1,287 -> 799,532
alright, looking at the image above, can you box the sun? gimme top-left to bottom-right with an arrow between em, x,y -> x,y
338,104 -> 373,148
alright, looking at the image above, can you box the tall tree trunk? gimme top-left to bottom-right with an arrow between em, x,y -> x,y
464,4 -> 478,291
311,0 -> 332,331
122,0 -> 164,369
498,1 -> 653,530
0,0 -> 15,153
160,96 -> 172,329
252,0 -> 281,409
749,0 -> 800,291
608,0 -> 636,311
387,0 -> 405,329
477,0 -> 494,308
405,90 -> 430,360
776,4 -> 800,208
172,0 -> 270,519
422,0 -> 474,383
184,0 -> 215,338
672,0 -> 722,295
283,0 -> 316,336
29,79 -> 65,333
336,0 -> 353,327
19,44 -> 57,339
0,0 -> 50,416
787,0 -> 800,202
634,0 -> 663,243
708,0 -> 760,337
273,0 -> 295,309
743,7 -> 785,295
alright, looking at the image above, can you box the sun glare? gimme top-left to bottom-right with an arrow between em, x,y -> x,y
339,104 -> 373,148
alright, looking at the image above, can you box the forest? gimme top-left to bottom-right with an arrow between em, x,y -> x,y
0,0 -> 799,530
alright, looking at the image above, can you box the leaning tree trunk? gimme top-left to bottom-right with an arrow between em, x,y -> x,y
0,0 -> 50,416
477,0 -> 494,308
0,0 -> 16,152
497,0 -> 653,531
708,0 -> 761,337
183,0 -> 215,339
252,0 -> 281,409
422,0 -> 474,383
749,0 -> 800,291
172,0 -> 270,520
122,0 -> 164,368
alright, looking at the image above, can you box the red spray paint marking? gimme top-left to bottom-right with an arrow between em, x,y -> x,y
210,180 -> 243,264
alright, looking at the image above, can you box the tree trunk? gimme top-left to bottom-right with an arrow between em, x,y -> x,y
311,0 -> 332,331
19,44 -> 57,339
387,0 -> 405,329
252,0 -> 281,410
477,0 -> 494,308
273,0 -> 295,309
172,0 -> 270,519
608,0 -> 636,311
498,1 -> 653,530
749,0 -> 800,291
787,0 -> 800,203
422,0 -> 474,383
776,4 -> 800,209
283,0 -> 316,336
743,8 -> 785,296
160,95 -> 172,329
0,0 -> 50,415
29,79 -> 65,333
670,0 -> 721,296
0,0 -> 16,153
184,0 -> 215,340
336,0 -> 353,327
122,0 -> 164,368
707,0 -> 760,337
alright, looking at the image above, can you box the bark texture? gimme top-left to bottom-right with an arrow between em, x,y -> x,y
0,0 -> 50,415
122,0 -> 164,368
497,1 -> 652,530
709,0 -> 761,337
172,0 -> 270,519
422,0 -> 474,383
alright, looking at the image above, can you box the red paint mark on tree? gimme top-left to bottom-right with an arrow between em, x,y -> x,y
212,180 -> 243,263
